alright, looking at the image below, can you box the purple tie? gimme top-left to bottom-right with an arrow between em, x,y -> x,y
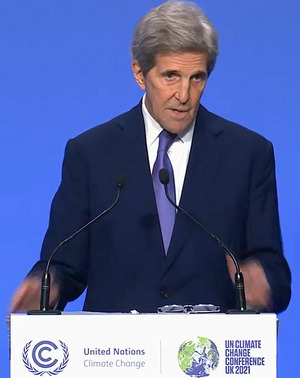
152,130 -> 177,253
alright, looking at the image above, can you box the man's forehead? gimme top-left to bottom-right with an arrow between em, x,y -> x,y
154,51 -> 208,70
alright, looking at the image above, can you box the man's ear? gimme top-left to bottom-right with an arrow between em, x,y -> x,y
132,60 -> 146,90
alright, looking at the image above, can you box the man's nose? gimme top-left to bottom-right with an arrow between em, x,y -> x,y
174,81 -> 190,104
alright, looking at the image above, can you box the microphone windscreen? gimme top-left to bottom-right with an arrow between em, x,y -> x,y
117,174 -> 126,188
159,169 -> 170,185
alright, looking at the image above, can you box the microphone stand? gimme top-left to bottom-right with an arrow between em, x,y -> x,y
27,175 -> 125,315
159,169 -> 258,314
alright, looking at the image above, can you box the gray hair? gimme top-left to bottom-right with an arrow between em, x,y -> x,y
131,1 -> 219,76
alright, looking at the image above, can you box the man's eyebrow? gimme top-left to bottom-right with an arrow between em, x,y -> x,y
160,69 -> 207,77
160,69 -> 179,74
191,70 -> 207,78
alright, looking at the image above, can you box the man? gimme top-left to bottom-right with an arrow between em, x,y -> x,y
11,0 -> 291,314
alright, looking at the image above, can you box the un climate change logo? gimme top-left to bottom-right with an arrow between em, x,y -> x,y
22,340 -> 69,376
178,337 -> 219,377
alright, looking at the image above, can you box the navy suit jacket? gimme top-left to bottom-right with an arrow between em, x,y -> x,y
30,102 -> 291,313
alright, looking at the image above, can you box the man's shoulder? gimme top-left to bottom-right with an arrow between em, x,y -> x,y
72,103 -> 141,145
201,105 -> 271,148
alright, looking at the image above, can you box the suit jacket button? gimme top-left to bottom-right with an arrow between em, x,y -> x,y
160,290 -> 171,299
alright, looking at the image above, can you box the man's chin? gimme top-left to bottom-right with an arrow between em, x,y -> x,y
162,122 -> 191,134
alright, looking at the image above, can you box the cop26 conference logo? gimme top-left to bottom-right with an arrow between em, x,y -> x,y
178,337 -> 219,377
22,340 -> 69,376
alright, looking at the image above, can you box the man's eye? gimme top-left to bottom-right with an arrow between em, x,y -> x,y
193,74 -> 203,81
164,72 -> 176,79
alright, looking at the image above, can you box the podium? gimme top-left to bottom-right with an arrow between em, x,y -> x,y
10,312 -> 277,377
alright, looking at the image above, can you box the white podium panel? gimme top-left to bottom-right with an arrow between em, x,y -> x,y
10,312 -> 277,378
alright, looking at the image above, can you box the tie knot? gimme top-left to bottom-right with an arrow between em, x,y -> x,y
158,130 -> 177,152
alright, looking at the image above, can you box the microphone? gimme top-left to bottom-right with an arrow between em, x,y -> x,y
159,168 -> 257,314
27,174 -> 126,315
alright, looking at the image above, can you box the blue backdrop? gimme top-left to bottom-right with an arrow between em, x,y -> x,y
1,1 -> 299,376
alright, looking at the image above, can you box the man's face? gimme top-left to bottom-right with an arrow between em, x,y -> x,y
133,52 -> 208,133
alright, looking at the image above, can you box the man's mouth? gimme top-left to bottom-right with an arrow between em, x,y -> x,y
171,109 -> 188,113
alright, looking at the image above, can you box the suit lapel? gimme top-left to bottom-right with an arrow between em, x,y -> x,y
114,102 -> 225,270
165,105 -> 224,267
116,102 -> 166,263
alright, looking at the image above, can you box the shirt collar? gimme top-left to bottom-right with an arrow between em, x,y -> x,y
142,94 -> 195,148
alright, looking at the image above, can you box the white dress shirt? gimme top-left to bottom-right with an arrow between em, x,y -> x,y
142,95 -> 195,205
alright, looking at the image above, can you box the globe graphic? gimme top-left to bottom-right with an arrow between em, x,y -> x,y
178,337 -> 219,377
